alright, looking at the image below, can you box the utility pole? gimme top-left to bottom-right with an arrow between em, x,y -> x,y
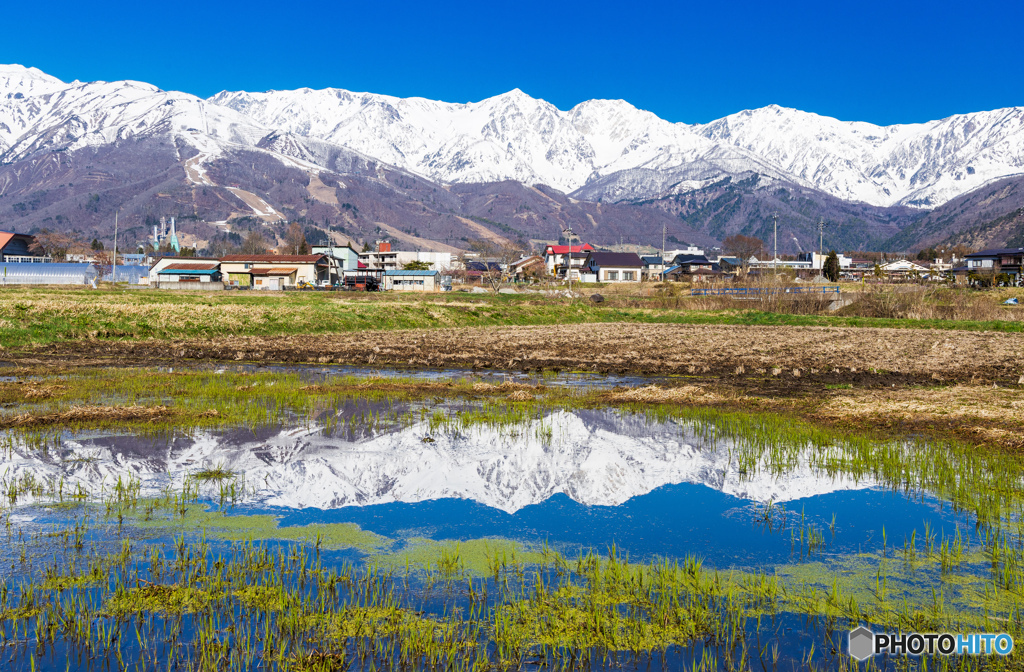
818,218 -> 825,276
112,210 -> 118,285
564,226 -> 575,296
661,222 -> 666,281
772,212 -> 778,275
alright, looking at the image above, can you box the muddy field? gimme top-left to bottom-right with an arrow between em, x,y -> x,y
10,322 -> 1023,388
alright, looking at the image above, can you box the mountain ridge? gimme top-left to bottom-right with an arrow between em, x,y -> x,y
2,63 -> 1024,253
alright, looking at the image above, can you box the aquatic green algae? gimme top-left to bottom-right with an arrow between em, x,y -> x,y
373,537 -> 547,577
130,504 -> 390,552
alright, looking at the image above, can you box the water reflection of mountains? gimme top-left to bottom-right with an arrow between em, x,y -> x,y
8,410 -> 873,513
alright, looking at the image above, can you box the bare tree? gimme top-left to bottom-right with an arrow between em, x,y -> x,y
284,222 -> 309,255
30,230 -> 87,261
722,234 -> 765,273
241,231 -> 269,255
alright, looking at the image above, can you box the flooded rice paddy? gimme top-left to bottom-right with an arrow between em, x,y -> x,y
0,365 -> 1021,670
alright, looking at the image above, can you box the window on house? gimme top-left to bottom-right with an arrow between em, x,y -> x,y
623,271 -> 635,281
607,271 -> 618,281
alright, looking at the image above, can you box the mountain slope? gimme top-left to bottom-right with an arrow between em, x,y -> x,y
881,176 -> 1024,251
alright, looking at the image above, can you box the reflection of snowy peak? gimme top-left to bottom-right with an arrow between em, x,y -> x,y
3,63 -> 1024,208
2,411 -> 872,513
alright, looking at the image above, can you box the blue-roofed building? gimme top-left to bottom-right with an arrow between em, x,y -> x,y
383,269 -> 443,291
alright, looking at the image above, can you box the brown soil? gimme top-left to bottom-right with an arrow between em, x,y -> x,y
12,323 -> 1023,389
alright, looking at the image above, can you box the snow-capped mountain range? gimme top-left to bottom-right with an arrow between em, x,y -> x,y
2,63 -> 1024,209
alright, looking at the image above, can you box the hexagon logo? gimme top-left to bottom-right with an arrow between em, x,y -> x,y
848,626 -> 875,661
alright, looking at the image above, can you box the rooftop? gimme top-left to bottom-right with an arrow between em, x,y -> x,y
249,267 -> 298,276
585,252 -> 643,267
160,263 -> 219,272
965,248 -> 1024,257
221,254 -> 327,263
546,244 -> 594,254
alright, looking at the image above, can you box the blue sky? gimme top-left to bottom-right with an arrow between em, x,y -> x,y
3,0 -> 1020,125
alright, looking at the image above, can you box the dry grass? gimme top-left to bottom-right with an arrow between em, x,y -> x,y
603,384 -> 724,404
810,384 -> 1024,449
0,404 -> 176,429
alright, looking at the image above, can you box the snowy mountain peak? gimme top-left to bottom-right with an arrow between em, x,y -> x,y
3,64 -> 1024,209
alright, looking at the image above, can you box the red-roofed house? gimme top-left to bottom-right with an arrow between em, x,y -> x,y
543,243 -> 594,279
0,231 -> 48,263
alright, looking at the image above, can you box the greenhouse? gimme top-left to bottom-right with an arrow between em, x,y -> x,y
97,265 -> 149,285
0,263 -> 99,285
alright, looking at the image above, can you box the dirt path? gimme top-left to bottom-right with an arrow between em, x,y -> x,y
13,323 -> 1024,386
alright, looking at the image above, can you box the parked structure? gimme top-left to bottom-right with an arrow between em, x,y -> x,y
220,254 -> 330,289
340,269 -> 383,291
0,231 -> 49,263
383,269 -> 443,291
580,252 -> 643,283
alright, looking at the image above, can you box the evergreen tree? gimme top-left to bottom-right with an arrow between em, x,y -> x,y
823,250 -> 840,282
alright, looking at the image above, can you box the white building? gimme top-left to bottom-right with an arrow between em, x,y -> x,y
394,251 -> 453,270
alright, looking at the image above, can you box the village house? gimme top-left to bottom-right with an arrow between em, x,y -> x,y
0,231 -> 49,263
640,255 -> 667,280
220,254 -> 330,289
958,248 -> 1024,284
509,255 -> 546,282
580,252 -> 643,283
879,259 -> 930,278
149,258 -> 223,289
543,244 -> 593,279
312,244 -> 360,272
383,269 -> 443,291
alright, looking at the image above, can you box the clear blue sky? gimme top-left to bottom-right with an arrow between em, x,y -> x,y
3,0 -> 1020,125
